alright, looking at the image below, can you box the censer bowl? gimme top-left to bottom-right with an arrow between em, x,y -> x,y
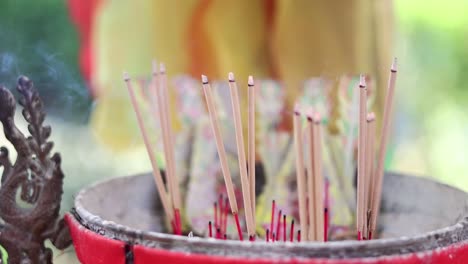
66,172 -> 468,263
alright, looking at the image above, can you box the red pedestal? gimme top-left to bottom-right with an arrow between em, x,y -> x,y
65,214 -> 468,264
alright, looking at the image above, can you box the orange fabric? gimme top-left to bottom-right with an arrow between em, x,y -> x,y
68,0 -> 392,150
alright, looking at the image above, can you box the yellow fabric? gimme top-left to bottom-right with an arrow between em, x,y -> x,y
91,0 -> 197,149
90,0 -> 392,150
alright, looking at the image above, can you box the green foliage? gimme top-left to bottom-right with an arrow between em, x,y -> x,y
0,0 -> 91,123
0,243 -> 8,263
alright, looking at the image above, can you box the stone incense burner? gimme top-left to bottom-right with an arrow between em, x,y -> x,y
67,171 -> 468,263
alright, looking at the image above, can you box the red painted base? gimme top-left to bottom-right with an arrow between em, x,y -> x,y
65,214 -> 468,264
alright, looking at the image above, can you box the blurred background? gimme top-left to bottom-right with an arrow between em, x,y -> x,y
0,0 -> 467,261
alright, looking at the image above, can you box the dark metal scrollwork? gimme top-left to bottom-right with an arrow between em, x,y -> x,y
0,76 -> 71,264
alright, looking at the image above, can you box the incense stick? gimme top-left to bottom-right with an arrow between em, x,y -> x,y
223,197 -> 229,234
159,64 -> 181,209
208,221 -> 213,238
276,209 -> 282,241
357,75 -> 367,240
293,104 -> 308,240
370,58 -> 398,235
123,72 -> 173,222
200,75 -> 242,239
214,202 -> 218,229
290,219 -> 295,242
365,112 -> 376,237
270,200 -> 276,240
148,62 -> 173,205
228,72 -> 255,237
283,214 -> 287,242
305,109 -> 317,241
150,62 -> 177,223
248,76 -> 256,227
324,208 -> 329,242
313,113 -> 324,241
154,63 -> 182,234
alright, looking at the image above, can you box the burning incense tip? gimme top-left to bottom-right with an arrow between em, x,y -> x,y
391,57 -> 398,72
123,72 -> 130,82
248,75 -> 254,86
201,75 -> 209,84
367,112 -> 376,122
152,60 -> 158,75
159,63 -> 166,74
359,74 -> 366,88
228,72 -> 235,82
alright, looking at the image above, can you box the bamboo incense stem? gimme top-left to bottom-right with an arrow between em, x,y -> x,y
357,75 -> 368,239
148,62 -> 174,203
365,112 -> 376,236
124,72 -> 173,221
247,75 -> 256,226
370,58 -> 398,234
305,109 -> 317,241
149,62 -> 175,212
200,75 -> 239,216
313,113 -> 324,241
158,64 -> 182,212
228,72 -> 255,236
293,104 -> 308,240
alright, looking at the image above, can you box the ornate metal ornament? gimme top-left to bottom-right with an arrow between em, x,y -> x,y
0,76 -> 71,263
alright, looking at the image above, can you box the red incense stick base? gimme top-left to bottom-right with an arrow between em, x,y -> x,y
67,172 -> 468,263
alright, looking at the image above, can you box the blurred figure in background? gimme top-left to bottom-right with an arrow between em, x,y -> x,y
68,0 -> 393,150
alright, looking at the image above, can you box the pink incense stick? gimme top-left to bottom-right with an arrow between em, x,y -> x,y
223,198 -> 229,233
283,215 -> 287,242
324,208 -> 329,242
218,195 -> 223,228
208,221 -> 213,238
233,213 -> 243,241
270,200 -> 276,240
298,230 -> 301,242
266,229 -> 270,242
171,220 -> 176,235
290,219 -> 295,242
174,209 -> 182,235
214,202 -> 218,229
276,210 -> 282,241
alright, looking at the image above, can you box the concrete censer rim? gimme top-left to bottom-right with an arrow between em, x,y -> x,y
71,171 -> 468,260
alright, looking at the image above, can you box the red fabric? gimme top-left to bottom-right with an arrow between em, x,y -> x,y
66,213 -> 468,264
67,0 -> 102,93
65,214 -> 126,264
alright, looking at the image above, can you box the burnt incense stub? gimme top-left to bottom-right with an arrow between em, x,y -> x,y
0,76 -> 71,263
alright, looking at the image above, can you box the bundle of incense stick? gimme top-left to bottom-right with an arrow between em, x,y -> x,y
123,58 -> 397,242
